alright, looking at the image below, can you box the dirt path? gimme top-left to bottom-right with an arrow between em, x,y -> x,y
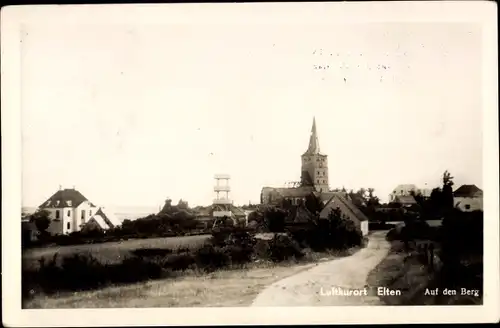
251,231 -> 390,306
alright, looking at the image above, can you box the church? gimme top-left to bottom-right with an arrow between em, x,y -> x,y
260,117 -> 369,235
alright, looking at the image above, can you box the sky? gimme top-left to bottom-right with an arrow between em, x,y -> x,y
20,16 -> 483,208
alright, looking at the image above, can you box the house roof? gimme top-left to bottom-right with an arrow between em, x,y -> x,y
394,195 -> 417,205
454,184 -> 482,197
320,193 -> 369,222
95,207 -> 122,228
230,205 -> 246,217
89,215 -> 110,230
285,205 -> 317,224
39,188 -> 95,209
347,193 -> 366,207
193,205 -> 245,218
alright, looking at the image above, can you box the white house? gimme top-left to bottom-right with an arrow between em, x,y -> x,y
38,187 -> 98,235
389,184 -> 418,202
389,184 -> 432,202
454,184 -> 483,212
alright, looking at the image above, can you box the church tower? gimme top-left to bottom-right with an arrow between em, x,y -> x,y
300,117 -> 329,192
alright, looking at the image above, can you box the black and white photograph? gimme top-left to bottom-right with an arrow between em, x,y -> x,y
2,2 -> 498,326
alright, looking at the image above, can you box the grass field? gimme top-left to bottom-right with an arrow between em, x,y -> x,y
24,260 -> 317,308
22,235 -> 211,269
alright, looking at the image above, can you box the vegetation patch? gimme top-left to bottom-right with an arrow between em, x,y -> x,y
368,209 -> 483,306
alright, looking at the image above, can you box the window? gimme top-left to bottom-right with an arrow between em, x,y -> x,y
56,200 -> 60,206
89,210 -> 92,216
66,200 -> 72,206
67,210 -> 71,217
67,222 -> 70,230
55,210 -> 60,219
81,210 -> 85,219
317,180 -> 319,183
465,204 -> 471,210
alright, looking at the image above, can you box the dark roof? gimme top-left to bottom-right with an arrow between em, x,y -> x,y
454,184 -> 483,197
285,205 -> 317,224
262,186 -> 316,198
347,193 -> 367,207
230,205 -> 247,218
39,189 -> 95,209
320,193 -> 369,222
193,205 -> 246,218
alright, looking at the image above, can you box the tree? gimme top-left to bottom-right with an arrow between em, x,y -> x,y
442,170 -> 455,212
177,199 -> 189,210
281,198 -> 293,210
367,188 -> 374,199
366,188 -> 380,206
263,207 -> 286,232
326,207 -> 362,249
304,193 -> 323,214
29,209 -> 51,234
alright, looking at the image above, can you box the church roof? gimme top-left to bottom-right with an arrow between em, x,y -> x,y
263,186 -> 316,198
303,117 -> 322,155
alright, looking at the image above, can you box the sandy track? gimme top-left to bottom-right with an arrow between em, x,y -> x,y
251,231 -> 390,306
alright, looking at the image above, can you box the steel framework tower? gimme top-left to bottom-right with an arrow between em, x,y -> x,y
212,174 -> 233,227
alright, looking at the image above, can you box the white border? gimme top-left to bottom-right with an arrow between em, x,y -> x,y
2,2 -> 498,326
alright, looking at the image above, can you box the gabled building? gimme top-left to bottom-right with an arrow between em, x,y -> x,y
453,184 -> 483,212
38,187 -> 98,235
388,184 -> 418,202
319,193 -> 369,236
260,117 -> 369,235
82,207 -> 122,232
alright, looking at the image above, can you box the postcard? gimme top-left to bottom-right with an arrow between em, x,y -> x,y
2,1 -> 498,326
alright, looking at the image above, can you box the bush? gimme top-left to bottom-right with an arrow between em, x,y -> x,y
253,239 -> 272,259
194,245 -> 230,271
223,245 -> 254,265
163,253 -> 196,271
131,248 -> 173,257
254,234 -> 304,262
23,252 -> 174,298
289,208 -> 363,251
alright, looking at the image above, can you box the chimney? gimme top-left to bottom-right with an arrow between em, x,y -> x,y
73,185 -> 76,190
59,185 -> 62,190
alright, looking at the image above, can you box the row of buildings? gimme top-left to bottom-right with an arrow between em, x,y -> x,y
388,183 -> 483,212
25,118 -> 482,237
259,117 -> 483,235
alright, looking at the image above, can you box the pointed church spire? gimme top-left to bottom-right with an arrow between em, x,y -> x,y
306,117 -> 320,154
